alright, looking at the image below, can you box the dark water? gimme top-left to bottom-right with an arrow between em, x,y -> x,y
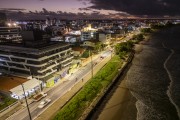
127,26 -> 180,120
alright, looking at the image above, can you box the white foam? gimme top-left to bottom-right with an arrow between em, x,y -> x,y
162,43 -> 180,119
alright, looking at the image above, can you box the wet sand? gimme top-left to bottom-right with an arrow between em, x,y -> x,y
97,78 -> 137,120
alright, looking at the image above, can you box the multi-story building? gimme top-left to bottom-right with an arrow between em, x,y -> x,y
98,32 -> 111,44
81,24 -> 97,41
0,30 -> 73,85
81,31 -> 97,41
0,43 -> 73,81
0,26 -> 22,43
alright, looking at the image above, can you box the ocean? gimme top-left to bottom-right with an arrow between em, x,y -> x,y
127,26 -> 180,120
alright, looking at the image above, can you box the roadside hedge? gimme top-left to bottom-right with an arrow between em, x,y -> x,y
54,56 -> 123,120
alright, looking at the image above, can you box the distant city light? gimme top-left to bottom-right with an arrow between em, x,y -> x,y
13,23 -> 17,26
7,23 -> 11,27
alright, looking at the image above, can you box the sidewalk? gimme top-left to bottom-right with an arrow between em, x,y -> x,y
35,54 -> 111,120
35,33 -> 137,120
0,50 -> 105,120
42,52 -> 101,93
0,53 -> 101,120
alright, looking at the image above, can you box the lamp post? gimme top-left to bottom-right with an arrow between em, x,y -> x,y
11,78 -> 32,120
21,84 -> 32,120
89,50 -> 93,78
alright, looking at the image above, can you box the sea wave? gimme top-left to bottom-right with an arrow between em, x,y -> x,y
127,26 -> 180,120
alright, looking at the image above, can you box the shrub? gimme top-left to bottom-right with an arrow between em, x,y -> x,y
81,50 -> 90,58
54,56 -> 123,120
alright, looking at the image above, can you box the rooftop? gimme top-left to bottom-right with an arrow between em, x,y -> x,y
0,42 -> 70,54
0,75 -> 27,92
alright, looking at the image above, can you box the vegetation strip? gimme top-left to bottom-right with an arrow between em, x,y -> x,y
53,40 -> 139,120
53,24 -> 177,120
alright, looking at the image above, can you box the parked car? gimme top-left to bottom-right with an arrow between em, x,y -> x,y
38,98 -> 51,108
33,92 -> 47,102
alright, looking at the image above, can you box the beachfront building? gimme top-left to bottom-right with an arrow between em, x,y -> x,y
0,30 -> 73,87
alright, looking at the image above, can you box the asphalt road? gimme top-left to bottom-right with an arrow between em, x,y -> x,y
6,29 -> 139,120
6,50 -> 111,120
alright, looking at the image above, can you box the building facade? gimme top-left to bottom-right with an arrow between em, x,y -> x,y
98,32 -> 111,44
0,43 -> 73,83
81,31 -> 97,41
0,26 -> 22,43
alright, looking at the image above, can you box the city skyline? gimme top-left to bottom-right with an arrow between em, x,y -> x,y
0,0 -> 180,20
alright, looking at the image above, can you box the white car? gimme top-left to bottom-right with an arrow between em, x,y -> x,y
38,98 -> 51,108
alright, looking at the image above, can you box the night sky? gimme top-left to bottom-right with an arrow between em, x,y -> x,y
0,0 -> 180,19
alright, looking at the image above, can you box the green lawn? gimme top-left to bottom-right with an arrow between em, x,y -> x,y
0,94 -> 17,111
54,55 -> 124,120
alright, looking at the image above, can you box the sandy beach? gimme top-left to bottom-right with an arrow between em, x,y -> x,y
97,77 -> 137,120
90,26 -> 180,120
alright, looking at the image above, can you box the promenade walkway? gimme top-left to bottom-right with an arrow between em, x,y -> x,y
35,53 -> 111,120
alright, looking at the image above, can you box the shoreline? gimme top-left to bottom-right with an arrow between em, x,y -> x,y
96,78 -> 137,120
92,34 -> 152,120
127,27 -> 180,120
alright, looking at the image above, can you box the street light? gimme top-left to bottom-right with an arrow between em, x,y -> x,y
21,84 -> 32,120
11,78 -> 32,120
89,50 -> 93,78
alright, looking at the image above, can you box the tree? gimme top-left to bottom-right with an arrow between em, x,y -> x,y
81,50 -> 89,58
132,34 -> 144,41
94,42 -> 102,52
141,28 -> 152,33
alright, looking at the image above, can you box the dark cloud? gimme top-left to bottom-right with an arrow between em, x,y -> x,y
0,8 -> 26,11
78,8 -> 91,11
1,8 -> 111,20
85,0 -> 180,16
